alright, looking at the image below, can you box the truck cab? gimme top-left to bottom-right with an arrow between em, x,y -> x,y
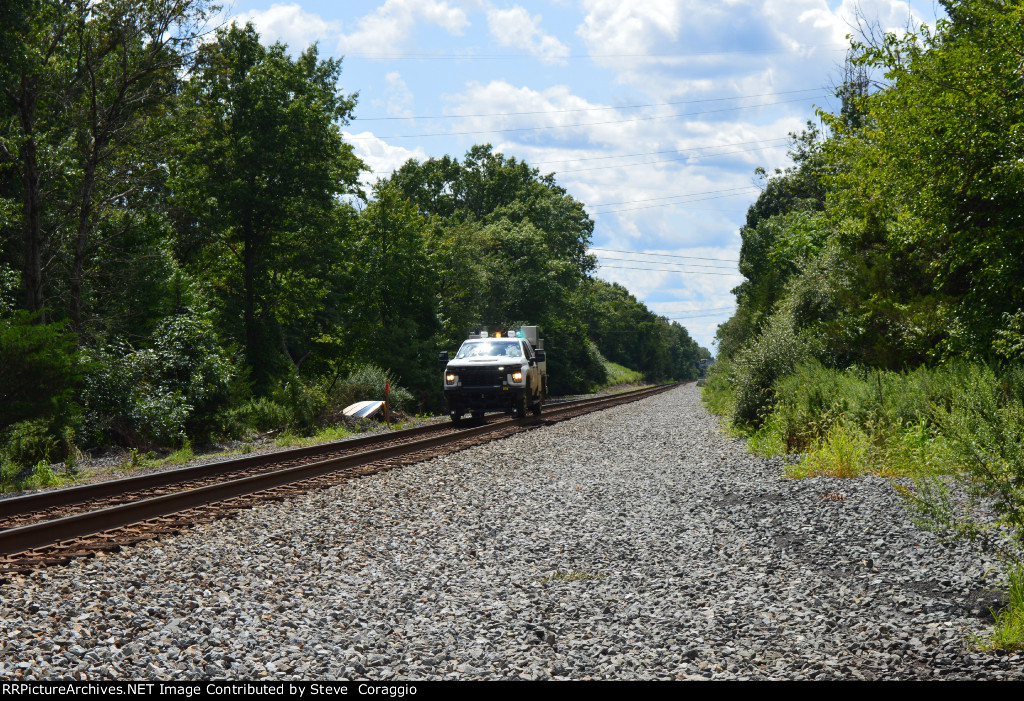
439,327 -> 547,421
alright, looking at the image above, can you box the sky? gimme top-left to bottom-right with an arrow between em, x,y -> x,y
217,0 -> 944,351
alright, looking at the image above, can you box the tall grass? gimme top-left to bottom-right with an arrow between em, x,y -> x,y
600,360 -> 643,387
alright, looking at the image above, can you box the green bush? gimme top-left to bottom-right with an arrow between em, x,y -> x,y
0,419 -> 59,490
730,312 -> 810,427
915,363 -> 1024,550
0,312 -> 81,432
218,397 -> 292,436
80,308 -> 236,448
982,564 -> 1024,650
273,373 -> 329,433
328,364 -> 414,414
701,359 -> 737,417
769,361 -> 872,450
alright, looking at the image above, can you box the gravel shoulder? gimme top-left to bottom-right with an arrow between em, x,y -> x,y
2,384 -> 1021,680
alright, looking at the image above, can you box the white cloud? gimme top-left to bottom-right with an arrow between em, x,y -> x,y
232,3 -> 340,50
486,5 -> 569,64
338,0 -> 470,56
575,0 -> 924,99
344,130 -> 427,188
385,72 -> 414,118
440,74 -> 818,349
576,0 -> 683,54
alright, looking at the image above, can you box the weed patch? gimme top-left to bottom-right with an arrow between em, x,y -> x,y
978,565 -> 1024,651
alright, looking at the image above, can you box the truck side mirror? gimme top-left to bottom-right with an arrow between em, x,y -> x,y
438,351 -> 449,365
534,349 -> 546,362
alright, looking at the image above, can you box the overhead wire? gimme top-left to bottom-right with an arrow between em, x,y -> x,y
344,47 -> 845,60
596,264 -> 742,276
596,255 -> 737,271
531,136 -> 792,167
346,93 -> 827,140
356,87 -> 826,121
590,247 -> 739,263
594,191 -> 756,213
589,187 -> 755,208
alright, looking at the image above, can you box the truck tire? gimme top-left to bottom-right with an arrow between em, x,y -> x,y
514,396 -> 528,419
531,395 -> 542,415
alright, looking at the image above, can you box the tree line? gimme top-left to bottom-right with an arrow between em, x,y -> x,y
1,1 -> 709,476
707,0 -> 1024,590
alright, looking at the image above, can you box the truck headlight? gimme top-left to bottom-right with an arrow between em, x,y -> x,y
511,371 -> 523,382
445,373 -> 457,384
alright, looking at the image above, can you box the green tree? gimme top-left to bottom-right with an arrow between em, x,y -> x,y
170,23 -> 362,391
339,184 -> 439,399
845,0 -> 1024,359
0,0 -> 212,327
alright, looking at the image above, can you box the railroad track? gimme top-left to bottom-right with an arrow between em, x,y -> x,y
0,384 -> 675,575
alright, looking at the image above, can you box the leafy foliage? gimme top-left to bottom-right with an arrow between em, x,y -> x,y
0,14 -> 710,473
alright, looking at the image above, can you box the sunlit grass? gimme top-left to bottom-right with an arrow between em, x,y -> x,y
977,565 -> 1024,651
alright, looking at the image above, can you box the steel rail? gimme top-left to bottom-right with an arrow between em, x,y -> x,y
0,384 -> 674,560
0,389 -> 651,520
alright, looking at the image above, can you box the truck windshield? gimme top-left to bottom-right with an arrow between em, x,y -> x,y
456,340 -> 523,359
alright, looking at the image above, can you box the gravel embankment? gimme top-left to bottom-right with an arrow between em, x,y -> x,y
2,384 -> 1021,680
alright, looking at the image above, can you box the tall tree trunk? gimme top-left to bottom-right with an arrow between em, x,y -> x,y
243,216 -> 263,388
17,78 -> 44,322
69,155 -> 97,331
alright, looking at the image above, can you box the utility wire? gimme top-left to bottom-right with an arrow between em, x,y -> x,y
590,247 -> 738,263
356,88 -> 826,121
345,47 -> 845,60
596,264 -> 742,276
558,144 -> 789,175
589,186 -> 754,209
532,136 -> 791,166
596,255 -> 737,271
595,191 -> 754,213
668,311 -> 737,320
346,94 -> 826,140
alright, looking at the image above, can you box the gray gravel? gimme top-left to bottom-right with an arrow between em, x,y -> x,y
2,384 -> 1021,680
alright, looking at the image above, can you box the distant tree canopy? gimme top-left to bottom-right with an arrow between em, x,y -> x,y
0,6 -> 708,460
715,0 -> 1024,427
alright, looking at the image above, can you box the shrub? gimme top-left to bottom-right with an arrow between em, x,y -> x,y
701,359 -> 737,417
0,312 -> 81,433
730,312 -> 809,427
218,397 -> 292,436
80,308 -> 236,448
1,419 -> 59,468
982,564 -> 1024,650
785,421 -> 873,479
923,363 -> 1024,550
328,364 -> 414,414
273,373 -> 329,433
770,361 -> 872,450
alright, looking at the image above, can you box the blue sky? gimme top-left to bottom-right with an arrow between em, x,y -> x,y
218,0 -> 943,350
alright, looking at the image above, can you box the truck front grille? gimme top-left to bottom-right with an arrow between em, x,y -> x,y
458,368 -> 503,388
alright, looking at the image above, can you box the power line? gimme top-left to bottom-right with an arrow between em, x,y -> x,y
595,191 -> 755,214
559,143 -> 790,175
596,264 -> 742,276
346,94 -> 826,140
590,248 -> 739,263
668,311 -> 736,320
532,136 -> 792,166
596,255 -> 737,271
345,47 -> 845,60
356,88 -> 826,121
589,186 -> 754,209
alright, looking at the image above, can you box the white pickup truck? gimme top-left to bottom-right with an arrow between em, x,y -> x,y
438,327 -> 547,421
